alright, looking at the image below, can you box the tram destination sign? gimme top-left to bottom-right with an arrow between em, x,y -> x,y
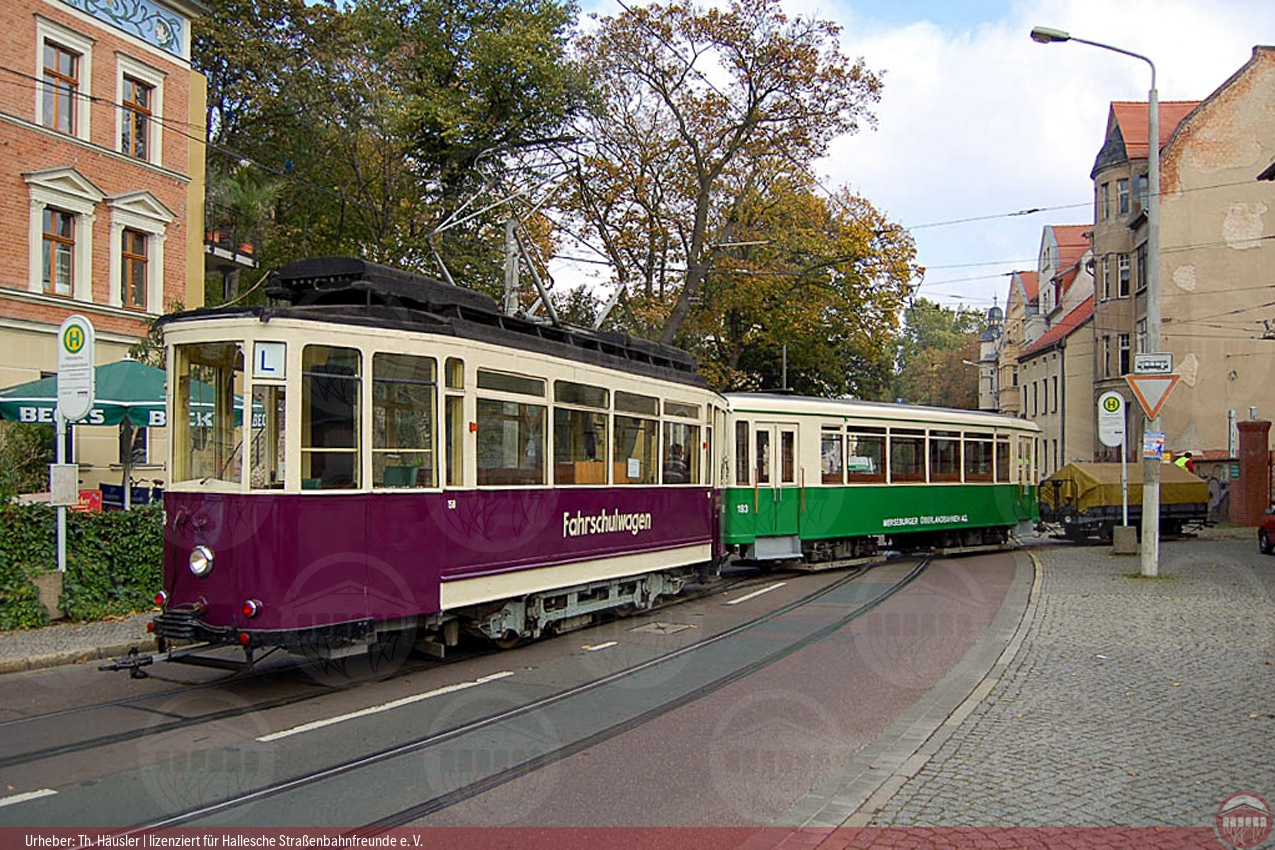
1134,352 -> 1173,374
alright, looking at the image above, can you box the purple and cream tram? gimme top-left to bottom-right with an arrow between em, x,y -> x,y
152,258 -> 723,665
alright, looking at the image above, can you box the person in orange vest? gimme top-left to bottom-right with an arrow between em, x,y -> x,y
1174,451 -> 1195,474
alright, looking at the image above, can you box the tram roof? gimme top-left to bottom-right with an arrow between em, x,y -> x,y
723,393 -> 1041,431
162,257 -> 706,389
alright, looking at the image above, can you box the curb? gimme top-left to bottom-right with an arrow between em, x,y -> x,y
837,549 -> 1044,827
0,638 -> 157,675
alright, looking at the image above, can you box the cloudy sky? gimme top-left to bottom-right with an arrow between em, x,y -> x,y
565,0 -> 1275,316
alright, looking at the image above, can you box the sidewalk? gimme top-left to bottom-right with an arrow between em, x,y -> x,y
859,534 -> 1275,826
0,611 -> 156,674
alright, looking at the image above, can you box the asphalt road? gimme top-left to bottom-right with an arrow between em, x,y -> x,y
0,553 -> 1023,830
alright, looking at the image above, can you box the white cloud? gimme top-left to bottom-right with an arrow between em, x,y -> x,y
820,0 -> 1275,311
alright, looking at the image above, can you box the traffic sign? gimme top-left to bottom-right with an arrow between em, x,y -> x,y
1097,391 -> 1126,448
1125,373 -> 1180,419
1134,352 -> 1173,374
56,314 -> 95,421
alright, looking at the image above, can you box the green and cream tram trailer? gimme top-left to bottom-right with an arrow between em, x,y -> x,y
720,394 -> 1041,562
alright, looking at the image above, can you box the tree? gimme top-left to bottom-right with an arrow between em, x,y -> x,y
893,299 -> 983,408
571,0 -> 883,345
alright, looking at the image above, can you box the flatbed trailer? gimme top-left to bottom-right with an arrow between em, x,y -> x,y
1038,461 -> 1209,542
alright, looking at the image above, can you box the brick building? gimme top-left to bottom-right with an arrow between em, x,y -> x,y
0,0 -> 207,487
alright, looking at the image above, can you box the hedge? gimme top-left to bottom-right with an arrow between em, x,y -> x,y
0,503 -> 164,628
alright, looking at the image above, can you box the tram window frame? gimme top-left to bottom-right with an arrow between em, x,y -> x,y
616,390 -> 659,417
889,428 -> 926,483
249,383 -> 286,490
301,344 -> 362,490
846,427 -> 885,483
476,397 -> 547,487
371,353 -> 437,489
821,428 -> 844,485
665,400 -> 700,419
553,379 -> 608,485
477,369 -> 544,398
662,420 -> 699,484
734,420 -> 750,486
172,342 -> 245,486
995,438 -> 1011,482
929,429 -> 962,483
964,432 -> 994,483
614,414 -> 658,485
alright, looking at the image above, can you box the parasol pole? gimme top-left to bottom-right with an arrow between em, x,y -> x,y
122,417 -> 132,511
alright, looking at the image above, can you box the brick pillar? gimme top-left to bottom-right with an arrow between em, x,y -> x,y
1234,420 -> 1271,526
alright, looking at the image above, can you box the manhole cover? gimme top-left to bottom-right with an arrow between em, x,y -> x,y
630,622 -> 694,635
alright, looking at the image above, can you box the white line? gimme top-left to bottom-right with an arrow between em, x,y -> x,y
582,641 -> 618,652
257,671 -> 515,742
0,789 -> 57,808
725,582 -> 787,606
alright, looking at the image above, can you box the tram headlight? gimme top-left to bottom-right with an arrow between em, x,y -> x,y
189,545 -> 215,577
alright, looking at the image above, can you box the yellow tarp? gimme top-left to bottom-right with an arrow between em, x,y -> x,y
1040,462 -> 1208,513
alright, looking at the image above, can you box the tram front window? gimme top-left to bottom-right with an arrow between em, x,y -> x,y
302,345 -> 361,489
173,342 -> 244,485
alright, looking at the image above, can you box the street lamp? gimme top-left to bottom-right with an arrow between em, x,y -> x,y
1031,26 -> 1163,577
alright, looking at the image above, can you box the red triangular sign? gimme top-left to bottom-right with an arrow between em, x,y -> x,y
1125,373 -> 1181,419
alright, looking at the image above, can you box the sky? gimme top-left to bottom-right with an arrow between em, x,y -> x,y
561,0 -> 1275,317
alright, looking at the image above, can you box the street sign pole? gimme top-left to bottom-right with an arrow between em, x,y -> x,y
1098,391 -> 1129,527
53,315 -> 95,574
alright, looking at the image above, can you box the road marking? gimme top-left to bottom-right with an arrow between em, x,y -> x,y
257,672 -> 515,742
582,641 -> 617,652
725,582 -> 786,606
0,789 -> 57,808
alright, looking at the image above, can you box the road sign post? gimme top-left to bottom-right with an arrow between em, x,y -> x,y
53,315 -> 95,574
1126,368 -> 1179,577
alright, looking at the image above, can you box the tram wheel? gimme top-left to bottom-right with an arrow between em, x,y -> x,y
494,630 -> 522,650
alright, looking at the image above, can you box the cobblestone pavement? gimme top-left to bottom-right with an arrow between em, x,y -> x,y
869,537 -> 1275,827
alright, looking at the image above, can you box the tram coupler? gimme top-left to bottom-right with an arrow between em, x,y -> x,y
99,647 -> 154,679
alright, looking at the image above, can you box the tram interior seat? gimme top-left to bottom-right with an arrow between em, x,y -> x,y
383,465 -> 420,487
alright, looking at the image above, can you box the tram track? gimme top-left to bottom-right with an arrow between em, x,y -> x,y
130,555 -> 930,832
0,568 -> 779,771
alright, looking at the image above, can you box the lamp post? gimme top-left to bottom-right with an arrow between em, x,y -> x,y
1031,26 -> 1162,576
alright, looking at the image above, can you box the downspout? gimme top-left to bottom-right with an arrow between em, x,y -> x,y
1059,337 -> 1066,465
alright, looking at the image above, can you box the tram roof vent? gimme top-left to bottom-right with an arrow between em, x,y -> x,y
269,257 -> 498,316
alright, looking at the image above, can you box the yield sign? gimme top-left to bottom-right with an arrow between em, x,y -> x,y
1125,373 -> 1180,419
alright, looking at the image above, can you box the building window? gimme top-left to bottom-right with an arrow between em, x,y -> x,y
121,229 -> 147,309
1012,366 -> 1019,387
1136,174 -> 1149,209
1042,380 -> 1048,415
35,19 -> 93,142
1117,178 -> 1130,215
1101,182 -> 1110,220
1136,318 -> 1147,354
1118,334 -> 1131,375
42,208 -> 74,296
41,43 -> 78,135
1103,336 -> 1111,378
1118,254 -> 1131,298
1052,376 -> 1058,413
121,76 -> 152,159
1136,243 -> 1148,293
1103,256 -> 1112,300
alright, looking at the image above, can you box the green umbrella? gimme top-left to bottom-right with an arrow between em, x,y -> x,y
0,359 -> 168,427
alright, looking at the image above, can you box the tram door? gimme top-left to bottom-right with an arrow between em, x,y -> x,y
752,422 -> 800,541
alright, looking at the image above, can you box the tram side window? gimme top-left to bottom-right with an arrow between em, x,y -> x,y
614,391 -> 658,485
821,428 -> 843,484
173,342 -> 244,484
964,433 -> 993,483
929,430 -> 962,483
372,354 -> 436,488
301,345 -> 361,489
444,395 -> 463,487
780,430 -> 796,484
755,430 -> 771,485
662,421 -> 700,484
995,438 -> 1011,482
554,380 -> 609,485
476,370 -> 546,486
889,429 -> 926,483
734,421 -> 750,485
250,385 -> 285,489
846,429 -> 885,483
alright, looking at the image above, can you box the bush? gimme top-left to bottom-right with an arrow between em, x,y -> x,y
0,503 -> 163,627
